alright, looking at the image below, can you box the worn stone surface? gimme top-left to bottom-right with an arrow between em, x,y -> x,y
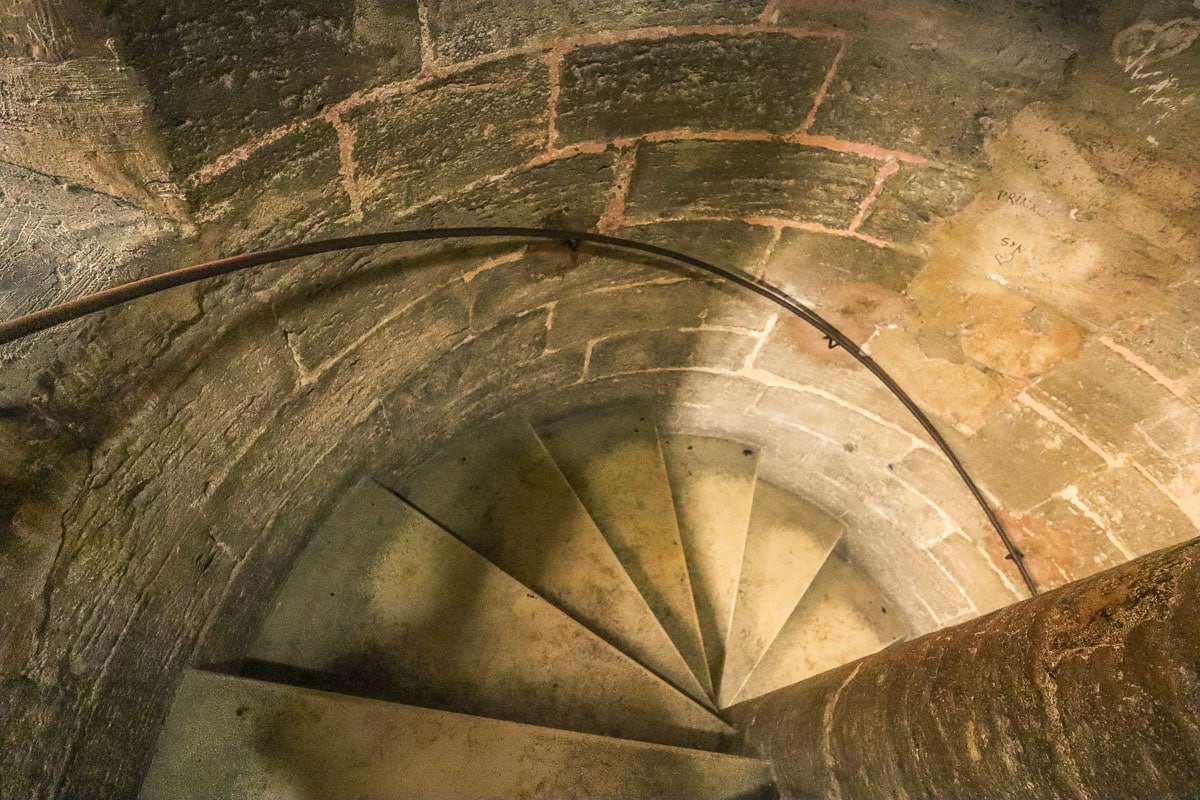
106,0 -> 422,177
730,539 -> 1200,799
762,228 -> 925,296
625,140 -> 880,227
2,1 -> 1200,797
779,0 -> 1081,163
366,150 -> 618,227
556,33 -> 839,143
856,163 -> 979,245
617,220 -> 777,272
0,55 -> 186,218
422,0 -> 764,64
347,55 -> 549,212
547,277 -> 770,351
587,328 -> 759,378
189,120 -> 350,249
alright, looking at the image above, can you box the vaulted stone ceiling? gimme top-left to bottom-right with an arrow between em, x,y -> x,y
1,1 -> 1198,796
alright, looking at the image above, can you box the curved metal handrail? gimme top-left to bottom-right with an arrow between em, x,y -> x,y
0,226 -> 1038,595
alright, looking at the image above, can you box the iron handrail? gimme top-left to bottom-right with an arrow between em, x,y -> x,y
0,226 -> 1038,596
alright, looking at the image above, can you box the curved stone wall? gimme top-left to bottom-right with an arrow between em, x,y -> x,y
1,1 -> 1198,796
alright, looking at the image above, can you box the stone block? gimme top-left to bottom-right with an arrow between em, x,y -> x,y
762,227 -> 925,298
368,150 -> 617,228
927,533 -> 1024,615
615,220 -> 778,274
547,277 -> 770,351
586,328 -> 758,378
1031,339 -> 1185,475
865,326 -> 1003,435
0,55 -> 182,217
108,0 -> 422,176
807,39 -> 993,163
1016,497 -> 1129,585
625,140 -> 878,228
0,163 -> 173,320
941,401 -> 1108,513
750,320 -> 913,429
348,55 -> 549,212
556,33 -> 839,143
189,120 -> 350,249
566,370 -> 773,432
409,307 -> 553,401
1106,283 -> 1200,400
277,267 -> 471,376
857,164 -> 978,245
464,245 -> 658,334
1137,405 -> 1200,464
754,385 -> 921,463
777,3 -> 1074,164
390,344 -> 588,438
1069,465 -> 1198,558
752,312 -> 858,380
422,0 -> 762,64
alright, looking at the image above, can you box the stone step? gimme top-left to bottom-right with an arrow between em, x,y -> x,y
141,670 -> 778,800
718,481 -> 843,708
246,480 -> 731,750
660,434 -> 760,691
730,550 -> 909,706
389,417 -> 709,705
539,408 -> 712,697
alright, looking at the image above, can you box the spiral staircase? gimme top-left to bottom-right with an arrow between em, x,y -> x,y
140,406 -> 908,798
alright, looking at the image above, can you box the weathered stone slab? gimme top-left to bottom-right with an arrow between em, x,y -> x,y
423,0 -> 763,64
778,2 -> 1075,164
587,328 -> 758,378
557,33 -> 839,143
107,0 -> 422,176
625,140 -> 878,228
942,402 -> 1108,513
1031,339 -> 1185,475
857,164 -> 979,245
1068,465 -> 1198,558
762,228 -> 924,297
348,55 -> 549,213
548,278 -> 769,351
189,121 -> 350,249
279,278 -> 471,378
0,56 -> 183,217
1015,497 -> 1130,585
368,150 -> 616,227
616,220 -> 777,272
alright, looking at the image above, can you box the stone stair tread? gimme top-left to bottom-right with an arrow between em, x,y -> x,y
660,434 -> 759,691
389,417 -> 709,705
141,670 -> 778,800
730,551 -> 909,705
539,408 -> 712,696
719,481 -> 843,708
247,480 -> 730,750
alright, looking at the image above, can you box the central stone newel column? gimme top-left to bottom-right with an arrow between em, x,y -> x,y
727,538 -> 1200,799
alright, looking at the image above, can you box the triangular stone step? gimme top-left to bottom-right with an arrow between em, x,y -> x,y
246,481 -> 730,750
389,418 -> 710,705
729,551 -> 908,705
718,481 -> 843,708
141,670 -> 777,800
539,409 -> 712,697
661,435 -> 759,691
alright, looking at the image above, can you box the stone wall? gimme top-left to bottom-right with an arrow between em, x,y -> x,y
1,0 -> 1198,796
